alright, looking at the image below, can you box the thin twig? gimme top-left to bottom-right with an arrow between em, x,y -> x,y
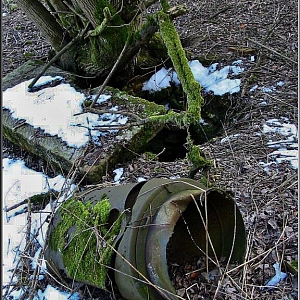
241,54 -> 262,97
27,22 -> 90,90
79,120 -> 148,131
264,93 -> 297,108
4,190 -> 59,212
5,199 -> 28,212
208,5 -> 233,20
90,36 -> 130,108
247,38 -> 297,64
75,108 -> 142,121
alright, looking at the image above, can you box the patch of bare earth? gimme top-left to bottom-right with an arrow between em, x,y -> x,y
2,0 -> 298,299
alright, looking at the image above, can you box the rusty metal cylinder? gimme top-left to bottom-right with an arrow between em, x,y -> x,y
45,178 -> 246,300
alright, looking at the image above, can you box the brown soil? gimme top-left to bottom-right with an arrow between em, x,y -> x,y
2,1 -> 298,299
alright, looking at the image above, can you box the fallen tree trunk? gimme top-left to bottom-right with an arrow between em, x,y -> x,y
2,61 -> 166,183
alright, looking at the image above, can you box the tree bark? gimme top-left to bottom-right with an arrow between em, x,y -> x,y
15,0 -> 70,52
14,0 -> 186,82
72,0 -> 99,28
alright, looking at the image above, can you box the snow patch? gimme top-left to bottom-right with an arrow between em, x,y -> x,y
2,76 -> 129,148
261,118 -> 298,170
143,60 -> 243,96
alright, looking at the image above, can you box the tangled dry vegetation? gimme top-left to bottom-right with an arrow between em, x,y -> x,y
2,0 -> 298,299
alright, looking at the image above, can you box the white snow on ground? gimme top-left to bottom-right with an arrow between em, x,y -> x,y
2,158 -> 78,299
142,67 -> 180,92
250,81 -> 285,93
143,59 -> 243,96
260,117 -> 298,170
265,262 -> 287,289
3,76 -> 127,148
113,167 -> 124,183
249,84 -> 258,92
37,285 -> 80,299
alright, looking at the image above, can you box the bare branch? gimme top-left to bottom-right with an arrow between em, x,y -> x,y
90,36 -> 130,107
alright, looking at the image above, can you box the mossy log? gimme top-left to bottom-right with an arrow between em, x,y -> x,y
2,61 -> 166,184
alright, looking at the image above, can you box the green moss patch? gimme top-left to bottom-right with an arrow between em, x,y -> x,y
49,197 -> 123,288
157,11 -> 203,126
188,144 -> 212,168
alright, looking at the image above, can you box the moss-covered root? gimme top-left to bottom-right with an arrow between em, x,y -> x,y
188,144 -> 212,169
186,132 -> 212,172
157,3 -> 204,125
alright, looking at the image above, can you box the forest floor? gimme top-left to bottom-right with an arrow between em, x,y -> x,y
2,0 -> 298,299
